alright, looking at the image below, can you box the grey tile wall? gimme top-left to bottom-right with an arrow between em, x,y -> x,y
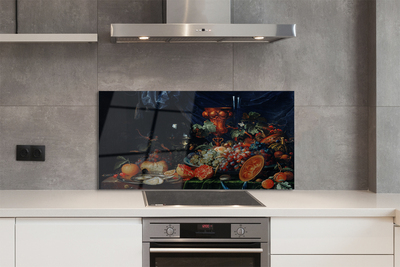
295,106 -> 369,190
375,0 -> 400,192
376,108 -> 400,193
0,43 -> 98,106
98,43 -> 233,92
0,0 -> 390,191
232,0 -> 374,189
0,106 -> 97,189
17,0 -> 97,33
98,0 -> 163,43
0,0 -> 16,33
0,0 -> 98,189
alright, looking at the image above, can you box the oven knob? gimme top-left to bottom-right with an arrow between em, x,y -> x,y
166,227 -> 175,236
237,227 -> 245,236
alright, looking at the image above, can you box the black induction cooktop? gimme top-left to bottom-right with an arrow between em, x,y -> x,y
143,190 -> 264,206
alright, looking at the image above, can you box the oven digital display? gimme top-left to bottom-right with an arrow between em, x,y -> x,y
180,223 -> 230,238
198,224 -> 213,231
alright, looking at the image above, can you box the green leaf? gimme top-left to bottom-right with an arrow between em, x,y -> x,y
203,120 -> 216,133
192,121 -> 216,138
192,124 -> 203,130
246,123 -> 264,135
248,112 -> 261,120
277,182 -> 292,190
231,129 -> 246,138
282,167 -> 294,172
114,156 -> 129,170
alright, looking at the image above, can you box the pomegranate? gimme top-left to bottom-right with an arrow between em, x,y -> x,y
176,164 -> 194,179
194,165 -> 214,181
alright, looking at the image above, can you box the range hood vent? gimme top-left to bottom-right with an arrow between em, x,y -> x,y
111,0 -> 296,44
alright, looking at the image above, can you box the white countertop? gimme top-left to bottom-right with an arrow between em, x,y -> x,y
0,190 -> 399,224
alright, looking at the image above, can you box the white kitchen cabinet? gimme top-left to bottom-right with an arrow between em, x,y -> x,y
396,226 -> 400,267
271,255 -> 393,267
0,218 -> 15,267
16,218 -> 142,267
271,217 -> 393,255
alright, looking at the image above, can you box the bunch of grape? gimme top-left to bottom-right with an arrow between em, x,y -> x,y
249,141 -> 268,151
219,143 -> 253,172
189,149 -> 224,168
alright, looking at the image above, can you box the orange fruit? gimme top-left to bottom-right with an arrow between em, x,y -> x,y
262,179 -> 275,189
274,151 -> 284,159
284,171 -> 294,181
273,172 -> 287,182
280,154 -> 289,160
121,163 -> 140,180
239,155 -> 264,181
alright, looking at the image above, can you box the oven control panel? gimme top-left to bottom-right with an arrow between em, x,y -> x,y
231,223 -> 263,238
143,218 -> 269,242
147,223 -> 181,238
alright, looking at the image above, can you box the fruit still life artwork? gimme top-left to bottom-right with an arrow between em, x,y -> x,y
99,91 -> 294,190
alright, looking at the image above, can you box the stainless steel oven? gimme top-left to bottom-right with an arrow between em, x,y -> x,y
142,217 -> 269,267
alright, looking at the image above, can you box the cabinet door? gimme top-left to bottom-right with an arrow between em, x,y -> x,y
0,218 -> 15,267
271,255 -> 393,267
271,217 -> 393,255
16,218 -> 141,267
396,226 -> 400,267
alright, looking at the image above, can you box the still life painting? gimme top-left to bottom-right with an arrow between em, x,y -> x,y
99,91 -> 294,190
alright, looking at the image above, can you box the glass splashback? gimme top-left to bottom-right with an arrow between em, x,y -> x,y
99,91 -> 294,190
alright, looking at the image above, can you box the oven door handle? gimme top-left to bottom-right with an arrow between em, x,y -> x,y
149,248 -> 263,253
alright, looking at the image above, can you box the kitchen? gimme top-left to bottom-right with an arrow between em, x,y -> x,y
0,0 -> 399,266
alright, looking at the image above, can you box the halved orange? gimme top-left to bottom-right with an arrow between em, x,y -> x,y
239,155 -> 265,181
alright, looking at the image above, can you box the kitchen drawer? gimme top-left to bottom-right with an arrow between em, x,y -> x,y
271,255 -> 393,267
0,218 -> 15,267
16,218 -> 142,267
271,217 -> 393,255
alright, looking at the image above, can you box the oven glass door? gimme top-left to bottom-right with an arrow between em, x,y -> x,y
149,242 -> 263,267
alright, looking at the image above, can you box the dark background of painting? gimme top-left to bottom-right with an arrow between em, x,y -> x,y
99,91 -> 294,188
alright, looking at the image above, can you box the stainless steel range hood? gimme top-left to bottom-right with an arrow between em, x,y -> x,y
111,0 -> 296,44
